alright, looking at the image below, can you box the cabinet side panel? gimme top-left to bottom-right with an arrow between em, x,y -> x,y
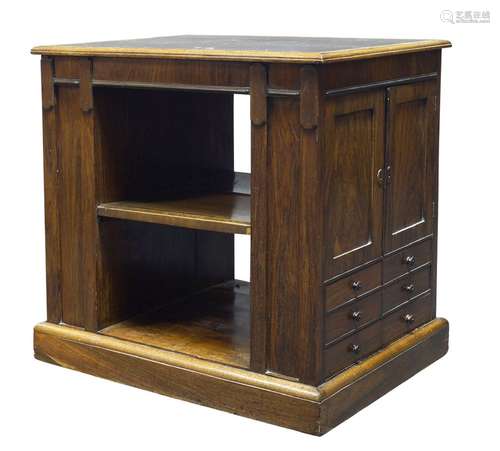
57,86 -> 96,327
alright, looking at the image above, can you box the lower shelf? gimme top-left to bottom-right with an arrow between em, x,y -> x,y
34,318 -> 449,435
100,280 -> 250,369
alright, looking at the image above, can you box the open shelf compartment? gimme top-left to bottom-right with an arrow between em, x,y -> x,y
100,280 -> 250,368
93,86 -> 252,368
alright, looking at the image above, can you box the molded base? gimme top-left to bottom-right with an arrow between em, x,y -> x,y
33,318 -> 448,435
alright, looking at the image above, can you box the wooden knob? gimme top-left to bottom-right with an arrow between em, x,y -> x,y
405,255 -> 416,266
403,313 -> 415,323
351,311 -> 362,321
403,283 -> 415,293
376,168 -> 384,186
349,344 -> 361,354
352,280 -> 362,291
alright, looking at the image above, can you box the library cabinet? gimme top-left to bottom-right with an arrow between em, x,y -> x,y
32,35 -> 450,435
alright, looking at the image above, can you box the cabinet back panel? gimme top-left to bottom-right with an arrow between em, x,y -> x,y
98,221 -> 234,329
94,88 -> 235,201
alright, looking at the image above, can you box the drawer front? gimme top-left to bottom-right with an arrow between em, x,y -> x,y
325,291 -> 382,344
382,291 -> 434,345
383,239 -> 432,283
325,263 -> 382,312
382,264 -> 432,314
324,320 -> 383,377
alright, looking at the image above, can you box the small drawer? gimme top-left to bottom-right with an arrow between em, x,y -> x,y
324,320 -> 382,377
325,291 -> 382,344
382,291 -> 434,346
382,264 -> 432,314
325,263 -> 382,312
383,239 -> 432,283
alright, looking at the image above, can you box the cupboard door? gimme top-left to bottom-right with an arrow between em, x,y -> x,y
324,90 -> 385,278
384,81 -> 437,252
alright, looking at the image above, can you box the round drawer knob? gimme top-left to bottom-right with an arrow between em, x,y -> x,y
403,313 -> 415,323
405,255 -> 416,266
352,280 -> 362,291
349,344 -> 361,354
351,310 -> 362,321
403,283 -> 415,293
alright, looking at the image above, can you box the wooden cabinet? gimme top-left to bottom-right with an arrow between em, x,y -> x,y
325,80 -> 438,277
32,35 -> 450,435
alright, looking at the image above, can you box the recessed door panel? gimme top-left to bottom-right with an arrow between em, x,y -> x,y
385,81 -> 437,252
324,90 -> 385,278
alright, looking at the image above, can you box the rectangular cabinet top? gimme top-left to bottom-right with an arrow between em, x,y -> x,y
32,35 -> 450,63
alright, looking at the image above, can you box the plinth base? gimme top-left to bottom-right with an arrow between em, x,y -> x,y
34,318 -> 448,435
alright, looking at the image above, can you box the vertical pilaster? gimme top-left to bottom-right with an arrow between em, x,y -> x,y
265,65 -> 323,385
431,50 -> 442,318
298,66 -> 323,384
79,58 -> 98,331
41,56 -> 62,323
250,63 -> 268,372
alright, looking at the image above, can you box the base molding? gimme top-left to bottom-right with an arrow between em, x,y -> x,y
34,318 -> 449,435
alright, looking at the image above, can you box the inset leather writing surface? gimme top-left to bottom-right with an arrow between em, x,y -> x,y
324,90 -> 385,278
32,35 -> 451,63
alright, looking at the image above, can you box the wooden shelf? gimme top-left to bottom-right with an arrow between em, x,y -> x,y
100,280 -> 250,369
98,192 -> 250,235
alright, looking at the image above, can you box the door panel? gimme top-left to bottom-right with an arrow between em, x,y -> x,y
324,90 -> 385,279
384,81 -> 437,252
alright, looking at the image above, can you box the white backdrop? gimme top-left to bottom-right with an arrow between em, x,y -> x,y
1,1 -> 498,449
